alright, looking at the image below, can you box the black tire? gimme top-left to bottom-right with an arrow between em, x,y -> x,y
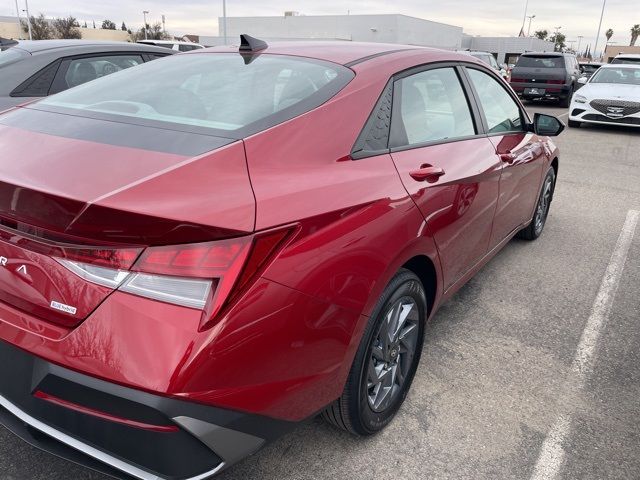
518,166 -> 556,241
559,86 -> 573,108
568,119 -> 581,128
322,269 -> 426,435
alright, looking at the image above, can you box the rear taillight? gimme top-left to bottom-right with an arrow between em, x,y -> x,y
510,78 -> 525,83
546,79 -> 564,84
54,227 -> 295,329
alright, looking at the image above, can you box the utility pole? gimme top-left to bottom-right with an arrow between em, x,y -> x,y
527,15 -> 536,36
24,0 -> 32,40
593,0 -> 606,61
222,0 -> 227,45
143,10 -> 149,40
162,15 -> 166,35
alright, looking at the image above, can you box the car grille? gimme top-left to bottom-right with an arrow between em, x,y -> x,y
583,114 -> 640,125
589,99 -> 640,117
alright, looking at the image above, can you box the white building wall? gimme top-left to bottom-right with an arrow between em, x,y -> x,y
466,36 -> 556,63
221,14 -> 462,49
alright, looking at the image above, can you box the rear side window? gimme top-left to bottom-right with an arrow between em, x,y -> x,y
40,53 -> 354,135
64,55 -> 144,88
390,67 -> 476,147
516,55 -> 565,68
467,68 -> 524,134
612,57 -> 640,65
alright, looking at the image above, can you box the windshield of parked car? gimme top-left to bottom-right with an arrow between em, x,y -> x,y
38,53 -> 353,134
590,67 -> 640,85
515,55 -> 564,68
611,57 -> 640,65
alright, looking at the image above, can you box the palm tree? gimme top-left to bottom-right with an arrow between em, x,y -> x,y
631,24 -> 640,46
605,29 -> 613,42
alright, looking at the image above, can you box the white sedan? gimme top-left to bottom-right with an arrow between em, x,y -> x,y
568,64 -> 640,128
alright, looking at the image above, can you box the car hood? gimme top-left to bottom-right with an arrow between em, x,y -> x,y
0,106 -> 255,245
580,83 -> 640,102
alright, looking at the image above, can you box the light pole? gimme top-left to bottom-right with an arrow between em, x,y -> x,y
577,35 -> 584,55
14,0 -> 22,39
142,10 -> 149,40
162,14 -> 166,35
520,0 -> 529,35
222,0 -> 227,45
527,15 -> 536,36
593,0 -> 607,61
24,0 -> 32,40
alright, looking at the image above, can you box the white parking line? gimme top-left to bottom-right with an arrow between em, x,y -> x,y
558,112 -> 569,118
530,209 -> 640,480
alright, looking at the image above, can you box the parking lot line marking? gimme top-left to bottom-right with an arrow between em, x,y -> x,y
557,112 -> 569,119
530,209 -> 639,480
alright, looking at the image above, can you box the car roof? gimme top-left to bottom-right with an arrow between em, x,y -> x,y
200,41 -> 463,66
521,52 -> 568,57
139,40 -> 203,46
11,40 -> 173,54
614,53 -> 640,58
600,63 -> 640,69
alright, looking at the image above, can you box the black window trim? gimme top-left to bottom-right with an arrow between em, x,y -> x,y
10,59 -> 63,97
351,61 -> 493,159
49,51 -> 147,95
460,64 -> 532,138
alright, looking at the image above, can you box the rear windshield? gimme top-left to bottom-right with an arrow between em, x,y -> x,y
611,57 -> 640,65
0,48 -> 26,68
580,64 -> 600,73
38,53 -> 353,136
516,55 -> 565,68
590,67 -> 640,85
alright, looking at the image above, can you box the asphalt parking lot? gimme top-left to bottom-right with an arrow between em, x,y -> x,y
1,103 -> 639,480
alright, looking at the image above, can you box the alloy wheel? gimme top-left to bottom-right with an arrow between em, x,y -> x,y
534,176 -> 553,235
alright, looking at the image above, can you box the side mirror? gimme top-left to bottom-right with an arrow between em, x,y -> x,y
577,76 -> 588,85
532,113 -> 565,136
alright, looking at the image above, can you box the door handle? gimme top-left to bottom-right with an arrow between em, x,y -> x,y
409,165 -> 445,182
500,152 -> 516,164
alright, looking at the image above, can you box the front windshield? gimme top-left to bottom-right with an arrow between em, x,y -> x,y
39,53 -> 353,133
590,67 -> 640,85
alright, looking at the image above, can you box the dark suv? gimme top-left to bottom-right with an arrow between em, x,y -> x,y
510,52 -> 580,107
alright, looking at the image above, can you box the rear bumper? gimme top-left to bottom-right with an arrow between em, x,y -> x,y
0,339 -> 295,480
511,83 -> 572,99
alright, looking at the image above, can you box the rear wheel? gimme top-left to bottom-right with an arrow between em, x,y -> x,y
518,166 -> 556,241
322,269 -> 426,435
559,86 -> 573,108
568,119 -> 581,128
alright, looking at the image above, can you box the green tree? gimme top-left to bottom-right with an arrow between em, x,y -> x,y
133,22 -> 170,41
605,28 -> 614,42
550,32 -> 566,52
52,16 -> 81,39
631,24 -> 640,46
101,19 -> 116,30
534,30 -> 548,40
21,14 -> 53,40
121,21 -> 127,31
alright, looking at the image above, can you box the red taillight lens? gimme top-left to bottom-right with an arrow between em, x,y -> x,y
61,246 -> 142,270
510,78 -> 525,83
546,79 -> 564,84
132,237 -> 253,278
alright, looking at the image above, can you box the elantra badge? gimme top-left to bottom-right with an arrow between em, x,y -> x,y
50,300 -> 77,315
0,256 -> 28,276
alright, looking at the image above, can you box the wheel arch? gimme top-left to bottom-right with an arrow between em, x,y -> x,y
402,255 -> 438,317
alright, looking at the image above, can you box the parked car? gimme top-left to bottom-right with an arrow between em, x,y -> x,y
510,52 -> 581,107
579,62 -> 603,79
610,53 -> 640,65
569,63 -> 640,128
0,36 -> 563,480
0,39 -> 175,110
460,50 -> 508,80
138,39 -> 205,51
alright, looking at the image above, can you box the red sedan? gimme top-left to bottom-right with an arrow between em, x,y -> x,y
0,36 -> 563,479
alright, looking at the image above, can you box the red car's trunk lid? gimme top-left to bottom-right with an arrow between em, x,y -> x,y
0,107 -> 255,327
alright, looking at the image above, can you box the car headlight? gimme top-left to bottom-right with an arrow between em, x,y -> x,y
573,94 -> 587,104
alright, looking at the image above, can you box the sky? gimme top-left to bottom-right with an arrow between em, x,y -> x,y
2,0 -> 638,53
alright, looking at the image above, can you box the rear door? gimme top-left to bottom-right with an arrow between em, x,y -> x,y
463,66 -> 546,247
388,64 -> 502,290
